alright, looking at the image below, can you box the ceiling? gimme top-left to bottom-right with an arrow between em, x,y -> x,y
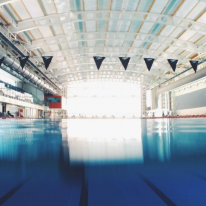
1,0 -> 206,89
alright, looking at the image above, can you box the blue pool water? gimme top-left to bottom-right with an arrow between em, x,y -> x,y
1,118 -> 206,206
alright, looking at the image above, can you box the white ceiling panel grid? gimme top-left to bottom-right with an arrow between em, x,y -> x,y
0,0 -> 206,88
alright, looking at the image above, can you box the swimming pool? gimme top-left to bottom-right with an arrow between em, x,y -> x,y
0,118 -> 206,206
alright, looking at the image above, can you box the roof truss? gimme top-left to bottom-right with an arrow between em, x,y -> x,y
29,32 -> 198,52
9,11 -> 206,35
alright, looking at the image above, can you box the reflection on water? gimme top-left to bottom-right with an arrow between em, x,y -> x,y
63,119 -> 143,164
1,118 -> 206,205
2,119 -> 206,165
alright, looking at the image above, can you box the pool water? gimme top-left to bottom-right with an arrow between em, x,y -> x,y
1,118 -> 206,206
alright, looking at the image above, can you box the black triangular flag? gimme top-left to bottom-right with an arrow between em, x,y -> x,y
168,59 -> 178,72
189,60 -> 198,73
119,57 -> 131,70
0,56 -> 5,67
144,58 -> 155,71
18,56 -> 29,69
42,56 -> 53,70
93,56 -> 105,70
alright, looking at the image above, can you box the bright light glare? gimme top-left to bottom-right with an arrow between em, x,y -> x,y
64,119 -> 143,164
67,82 -> 142,117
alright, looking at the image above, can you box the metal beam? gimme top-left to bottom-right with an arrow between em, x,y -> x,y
62,80 -> 144,85
55,69 -> 157,79
60,74 -> 152,83
28,32 -> 198,52
0,0 -> 19,6
54,65 -> 165,80
62,80 -> 146,86
49,62 -> 170,82
49,60 -> 187,76
49,60 -> 171,71
42,47 -> 190,63
8,11 -> 206,35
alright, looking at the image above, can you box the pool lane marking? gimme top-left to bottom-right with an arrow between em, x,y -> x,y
185,170 -> 206,181
79,177 -> 88,206
0,177 -> 31,205
139,174 -> 177,206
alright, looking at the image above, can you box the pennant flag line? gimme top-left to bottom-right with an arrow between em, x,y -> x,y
42,56 -> 53,70
168,59 -> 178,72
93,56 -> 105,70
2,54 -> 198,79
189,60 -> 198,73
144,58 -> 155,71
0,56 -> 5,67
18,56 -> 29,69
119,57 -> 131,70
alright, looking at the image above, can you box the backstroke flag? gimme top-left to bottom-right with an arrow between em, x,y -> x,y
93,56 -> 105,70
168,59 -> 178,72
189,60 -> 198,73
144,58 -> 155,71
0,56 -> 5,67
42,56 -> 53,70
18,56 -> 29,69
119,57 -> 131,70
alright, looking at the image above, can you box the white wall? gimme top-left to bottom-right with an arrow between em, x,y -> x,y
61,97 -> 68,110
174,80 -> 206,115
175,81 -> 206,97
176,107 -> 206,116
146,90 -> 151,108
